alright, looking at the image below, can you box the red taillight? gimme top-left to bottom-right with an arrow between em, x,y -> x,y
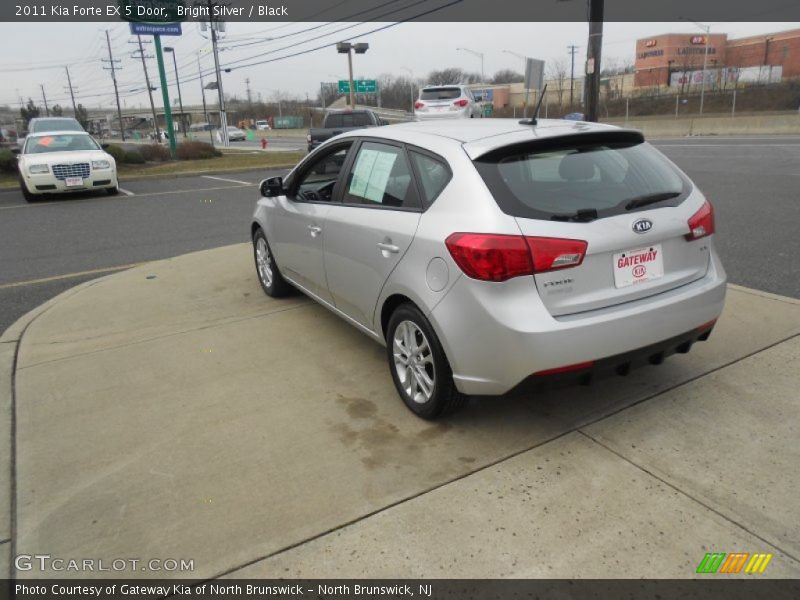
453,98 -> 469,107
445,233 -> 532,282
685,200 -> 715,241
525,237 -> 588,272
534,361 -> 594,376
445,233 -> 588,282
414,101 -> 425,109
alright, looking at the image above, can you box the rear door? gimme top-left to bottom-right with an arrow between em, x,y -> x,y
471,133 -> 712,316
322,140 -> 423,329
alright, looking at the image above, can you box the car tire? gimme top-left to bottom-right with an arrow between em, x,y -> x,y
19,179 -> 37,203
253,228 -> 293,297
106,186 -> 119,196
386,303 -> 466,419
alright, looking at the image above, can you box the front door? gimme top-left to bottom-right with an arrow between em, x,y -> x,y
270,143 -> 352,303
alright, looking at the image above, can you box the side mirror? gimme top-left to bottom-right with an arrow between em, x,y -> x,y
101,143 -> 110,149
11,148 -> 20,154
260,176 -> 285,198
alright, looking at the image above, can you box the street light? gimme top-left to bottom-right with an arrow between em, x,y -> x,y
681,17 -> 711,115
196,51 -> 215,145
163,47 -> 187,138
337,41 -> 369,109
457,47 -> 486,108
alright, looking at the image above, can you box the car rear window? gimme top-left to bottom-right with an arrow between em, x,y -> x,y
473,134 -> 688,221
325,113 -> 372,128
420,87 -> 461,101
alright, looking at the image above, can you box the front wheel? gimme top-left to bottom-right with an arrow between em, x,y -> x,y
19,178 -> 37,203
253,228 -> 293,297
386,303 -> 466,419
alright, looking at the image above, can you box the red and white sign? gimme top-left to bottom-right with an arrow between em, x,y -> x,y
645,39 -> 657,47
691,35 -> 707,45
613,244 -> 664,288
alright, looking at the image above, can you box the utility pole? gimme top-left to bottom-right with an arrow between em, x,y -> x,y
64,66 -> 78,116
131,35 -> 160,142
245,77 -> 252,107
40,84 -> 50,117
567,45 -> 578,109
197,52 -> 215,145
103,29 -> 126,141
208,5 -> 230,147
584,0 -> 604,122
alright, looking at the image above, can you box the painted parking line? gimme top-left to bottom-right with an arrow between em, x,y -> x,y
0,262 -> 147,290
201,175 -> 254,185
118,187 -> 135,196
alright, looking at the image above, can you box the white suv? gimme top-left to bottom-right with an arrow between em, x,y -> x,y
414,85 -> 483,120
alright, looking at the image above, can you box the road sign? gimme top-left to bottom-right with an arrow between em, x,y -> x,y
524,58 -> 545,90
338,80 -> 378,94
119,0 -> 185,23
129,22 -> 182,36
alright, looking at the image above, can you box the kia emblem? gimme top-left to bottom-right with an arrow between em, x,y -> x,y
632,218 -> 653,234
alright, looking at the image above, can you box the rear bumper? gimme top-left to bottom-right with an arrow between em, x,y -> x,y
509,323 -> 716,395
430,250 -> 727,395
414,109 -> 470,121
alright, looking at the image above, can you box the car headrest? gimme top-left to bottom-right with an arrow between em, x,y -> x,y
558,152 -> 596,181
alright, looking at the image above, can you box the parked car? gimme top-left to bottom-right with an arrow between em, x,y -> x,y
414,85 -> 483,120
255,120 -> 270,131
223,125 -> 247,142
15,131 -> 118,202
307,109 -> 386,152
250,119 -> 726,419
27,117 -> 85,134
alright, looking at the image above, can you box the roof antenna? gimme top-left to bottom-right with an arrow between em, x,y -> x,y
519,84 -> 548,126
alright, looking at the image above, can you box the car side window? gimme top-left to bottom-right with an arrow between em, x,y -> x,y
409,150 -> 451,207
294,145 -> 352,203
343,142 -> 420,209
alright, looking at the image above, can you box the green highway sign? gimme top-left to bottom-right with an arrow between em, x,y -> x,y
338,80 -> 378,94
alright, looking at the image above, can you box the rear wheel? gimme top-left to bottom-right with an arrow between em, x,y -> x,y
253,228 -> 293,297
386,303 -> 466,419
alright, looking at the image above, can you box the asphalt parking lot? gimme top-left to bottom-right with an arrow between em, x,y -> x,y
1,134 -> 799,580
1,135 -> 799,336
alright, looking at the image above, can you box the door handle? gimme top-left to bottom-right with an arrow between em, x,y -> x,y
307,225 -> 322,237
377,242 -> 400,254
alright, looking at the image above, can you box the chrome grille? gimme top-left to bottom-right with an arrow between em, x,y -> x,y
51,163 -> 90,181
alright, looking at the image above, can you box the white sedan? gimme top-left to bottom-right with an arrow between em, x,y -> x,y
16,131 -> 118,202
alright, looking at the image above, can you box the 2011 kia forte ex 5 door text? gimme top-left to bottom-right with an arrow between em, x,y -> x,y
250,119 -> 726,419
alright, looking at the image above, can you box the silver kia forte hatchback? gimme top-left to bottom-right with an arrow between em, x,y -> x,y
251,119 -> 726,419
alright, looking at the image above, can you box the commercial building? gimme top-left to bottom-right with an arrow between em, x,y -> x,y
634,28 -> 800,89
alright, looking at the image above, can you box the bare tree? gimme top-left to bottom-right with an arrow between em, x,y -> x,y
492,69 -> 524,84
547,58 -> 569,107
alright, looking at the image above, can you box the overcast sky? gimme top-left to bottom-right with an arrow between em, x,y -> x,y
0,21 -> 796,110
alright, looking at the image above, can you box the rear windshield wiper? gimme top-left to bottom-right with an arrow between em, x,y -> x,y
624,191 -> 681,211
550,208 -> 598,222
